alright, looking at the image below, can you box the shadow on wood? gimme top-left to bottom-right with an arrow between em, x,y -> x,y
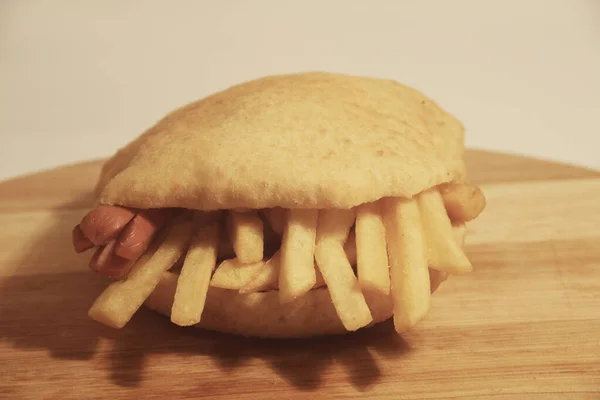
0,189 -> 410,393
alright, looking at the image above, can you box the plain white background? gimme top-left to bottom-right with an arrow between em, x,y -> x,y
1,0 -> 599,181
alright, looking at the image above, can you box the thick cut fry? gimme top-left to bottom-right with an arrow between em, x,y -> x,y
88,219 -> 193,328
382,197 -> 431,333
240,253 -> 327,294
318,208 -> 356,242
344,230 -> 357,266
440,183 -> 486,223
429,225 -> 468,292
279,209 -> 318,303
418,189 -> 472,274
229,211 -> 264,263
356,202 -> 390,295
264,207 -> 287,234
239,251 -> 281,294
171,222 -> 220,326
210,258 -> 265,289
315,209 -> 372,331
315,245 -> 373,331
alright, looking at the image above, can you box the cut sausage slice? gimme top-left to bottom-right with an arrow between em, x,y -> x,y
74,205 -> 174,279
72,225 -> 94,253
89,240 -> 134,279
115,209 -> 172,261
79,205 -> 136,246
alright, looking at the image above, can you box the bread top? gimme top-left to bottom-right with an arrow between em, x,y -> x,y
96,72 -> 467,210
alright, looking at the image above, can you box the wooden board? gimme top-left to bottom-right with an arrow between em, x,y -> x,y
1,150 -> 599,400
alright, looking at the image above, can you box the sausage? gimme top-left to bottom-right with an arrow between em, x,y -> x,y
72,225 -> 94,253
115,209 -> 172,261
89,240 -> 134,279
79,205 -> 136,246
74,205 -> 170,279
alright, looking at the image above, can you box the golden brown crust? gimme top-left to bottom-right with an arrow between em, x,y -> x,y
96,72 -> 466,211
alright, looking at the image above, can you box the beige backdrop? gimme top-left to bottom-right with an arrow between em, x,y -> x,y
1,0 -> 599,180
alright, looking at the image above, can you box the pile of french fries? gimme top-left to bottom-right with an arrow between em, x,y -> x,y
89,183 -> 485,334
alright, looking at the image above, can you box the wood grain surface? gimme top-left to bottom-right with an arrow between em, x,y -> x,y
1,150 -> 599,400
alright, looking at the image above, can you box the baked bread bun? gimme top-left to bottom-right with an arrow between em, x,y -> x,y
72,72 -> 486,338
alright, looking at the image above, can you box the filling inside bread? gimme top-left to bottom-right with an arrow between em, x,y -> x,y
75,182 -> 485,334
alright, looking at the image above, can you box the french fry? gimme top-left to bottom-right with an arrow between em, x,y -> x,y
229,210 -> 264,263
88,218 -> 193,328
355,202 -> 390,295
382,197 -> 431,333
344,230 -> 357,266
264,207 -> 287,234
279,209 -> 318,303
429,225 -> 468,292
440,182 -> 486,223
418,189 -> 472,274
240,253 -> 328,294
318,209 -> 356,242
210,258 -> 265,290
239,251 -> 281,294
171,222 -> 220,326
314,209 -> 373,331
